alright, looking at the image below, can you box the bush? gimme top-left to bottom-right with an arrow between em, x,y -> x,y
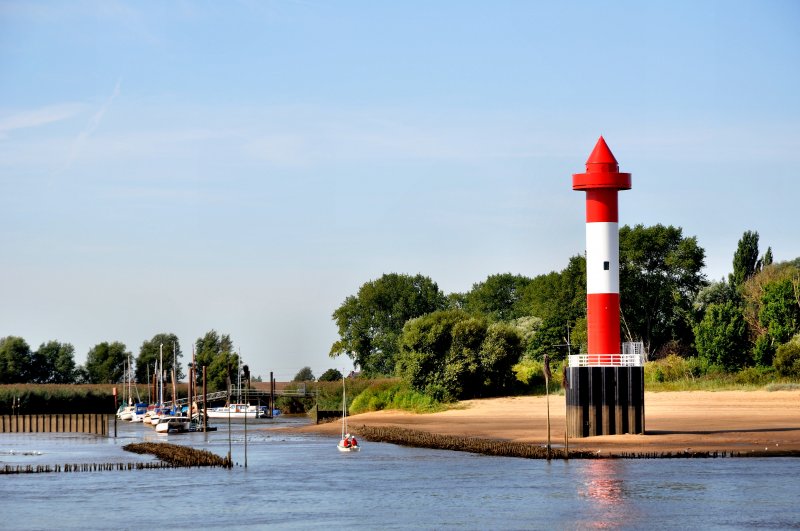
350,380 -> 445,413
773,337 -> 800,378
644,354 -> 690,383
733,366 -> 776,385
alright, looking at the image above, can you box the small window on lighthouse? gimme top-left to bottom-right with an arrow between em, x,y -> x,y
603,261 -> 610,271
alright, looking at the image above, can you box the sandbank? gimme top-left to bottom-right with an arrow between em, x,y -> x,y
289,390 -> 800,456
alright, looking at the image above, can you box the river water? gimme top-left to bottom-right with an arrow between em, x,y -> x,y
1,416 -> 798,530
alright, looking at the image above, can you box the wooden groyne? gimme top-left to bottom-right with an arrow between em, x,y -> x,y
351,425 -> 800,459
0,442 -> 232,475
353,425 -> 591,459
123,442 -> 232,468
0,414 -> 107,435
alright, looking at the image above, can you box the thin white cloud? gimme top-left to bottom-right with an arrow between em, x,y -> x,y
58,79 -> 122,173
0,103 -> 87,139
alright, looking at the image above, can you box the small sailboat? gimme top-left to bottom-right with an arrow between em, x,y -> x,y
337,376 -> 359,452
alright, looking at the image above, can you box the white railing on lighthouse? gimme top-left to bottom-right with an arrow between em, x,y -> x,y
568,342 -> 645,367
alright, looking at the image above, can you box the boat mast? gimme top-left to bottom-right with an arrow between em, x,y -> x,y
172,342 -> 177,411
341,375 -> 347,440
159,343 -> 164,406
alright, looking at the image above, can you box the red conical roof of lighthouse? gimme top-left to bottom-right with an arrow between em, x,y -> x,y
572,136 -> 631,190
585,136 -> 618,172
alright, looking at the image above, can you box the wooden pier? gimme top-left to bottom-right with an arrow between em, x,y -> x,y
0,414 -> 108,435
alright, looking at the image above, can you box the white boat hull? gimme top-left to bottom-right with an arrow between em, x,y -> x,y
337,442 -> 360,452
155,417 -> 190,434
206,404 -> 266,419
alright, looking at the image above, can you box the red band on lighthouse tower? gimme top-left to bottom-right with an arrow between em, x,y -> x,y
573,137 -> 631,365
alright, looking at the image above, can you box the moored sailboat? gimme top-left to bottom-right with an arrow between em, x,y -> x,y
337,376 -> 359,452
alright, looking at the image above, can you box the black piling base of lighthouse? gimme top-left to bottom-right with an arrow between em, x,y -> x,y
565,366 -> 645,438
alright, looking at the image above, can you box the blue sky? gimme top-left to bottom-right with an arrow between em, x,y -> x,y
1,1 -> 798,380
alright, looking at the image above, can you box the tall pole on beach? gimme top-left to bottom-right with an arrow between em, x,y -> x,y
544,354 -> 552,460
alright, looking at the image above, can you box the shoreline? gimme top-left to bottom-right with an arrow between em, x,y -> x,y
283,389 -> 800,457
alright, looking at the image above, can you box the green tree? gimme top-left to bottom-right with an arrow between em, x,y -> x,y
480,322 -> 523,393
730,230 -> 760,289
396,310 -> 522,401
207,350 -> 240,392
85,341 -> 128,384
0,336 -> 33,383
759,279 -> 800,344
693,279 -> 736,319
518,255 -> 586,358
32,341 -> 76,383
135,333 -> 184,384
293,366 -> 315,382
318,368 -> 343,382
762,247 -> 774,268
619,224 -> 707,357
461,273 -> 532,321
330,273 -> 448,376
741,261 -> 800,366
694,301 -> 749,371
519,255 -> 586,327
194,330 -> 236,392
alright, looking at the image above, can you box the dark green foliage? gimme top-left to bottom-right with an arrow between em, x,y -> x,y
0,337 -> 33,384
194,330 -> 237,392
31,341 -> 77,384
759,279 -> 799,344
619,224 -> 707,357
330,273 -> 448,376
206,350 -> 240,392
461,273 -> 532,321
293,366 -> 315,382
85,342 -> 128,384
730,230 -> 760,288
318,368 -> 343,382
762,247 -> 773,268
753,334 -> 776,367
773,339 -> 800,377
135,333 -> 184,384
694,301 -> 749,371
520,255 -> 586,333
396,310 -> 522,401
693,280 -> 737,319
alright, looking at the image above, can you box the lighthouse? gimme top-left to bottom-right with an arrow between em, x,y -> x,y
565,137 -> 644,438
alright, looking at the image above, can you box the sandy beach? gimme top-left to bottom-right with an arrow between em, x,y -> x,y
292,390 -> 800,455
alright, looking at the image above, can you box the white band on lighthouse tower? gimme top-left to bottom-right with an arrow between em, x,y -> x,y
585,222 -> 619,295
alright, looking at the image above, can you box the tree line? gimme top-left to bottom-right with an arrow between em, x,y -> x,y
0,330 -> 257,392
330,224 -> 800,400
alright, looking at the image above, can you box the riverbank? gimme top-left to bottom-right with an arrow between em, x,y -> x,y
287,390 -> 800,456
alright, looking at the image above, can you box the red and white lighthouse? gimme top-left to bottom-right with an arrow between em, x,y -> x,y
572,136 -> 631,364
565,136 -> 643,438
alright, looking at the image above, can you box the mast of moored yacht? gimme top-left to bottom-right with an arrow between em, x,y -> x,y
159,343 -> 164,406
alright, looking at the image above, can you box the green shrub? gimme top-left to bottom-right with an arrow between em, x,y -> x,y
350,380 -> 445,414
733,366 -> 776,385
644,354 -> 690,383
773,336 -> 800,378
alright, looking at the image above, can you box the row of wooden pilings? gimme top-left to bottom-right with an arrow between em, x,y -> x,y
1,461 -> 181,474
0,414 -> 108,435
0,442 -> 232,475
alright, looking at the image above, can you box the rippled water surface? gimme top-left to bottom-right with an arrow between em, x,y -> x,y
1,417 -> 799,530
